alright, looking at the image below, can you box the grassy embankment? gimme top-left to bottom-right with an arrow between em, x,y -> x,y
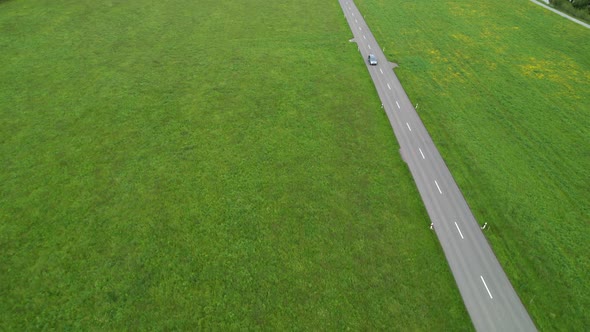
0,0 -> 471,329
356,0 -> 589,329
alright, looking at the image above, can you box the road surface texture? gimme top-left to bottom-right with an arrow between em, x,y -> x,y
530,0 -> 590,29
338,1 -> 537,331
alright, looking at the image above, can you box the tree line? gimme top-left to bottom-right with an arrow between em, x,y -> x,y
550,0 -> 590,22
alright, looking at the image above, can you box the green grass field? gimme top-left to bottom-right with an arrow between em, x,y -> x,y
0,0 -> 472,329
356,0 -> 590,329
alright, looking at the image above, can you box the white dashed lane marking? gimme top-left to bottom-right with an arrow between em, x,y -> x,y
454,222 -> 464,239
481,276 -> 493,299
434,180 -> 442,194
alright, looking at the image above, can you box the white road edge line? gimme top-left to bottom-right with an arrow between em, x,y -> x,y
406,122 -> 412,132
419,148 -> 425,159
387,83 -> 391,90
481,276 -> 493,299
434,180 -> 442,194
454,222 -> 464,239
396,101 -> 400,109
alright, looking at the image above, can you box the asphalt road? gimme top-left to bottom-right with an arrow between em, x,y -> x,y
338,1 -> 537,331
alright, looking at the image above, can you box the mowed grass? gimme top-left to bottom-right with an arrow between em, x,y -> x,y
0,0 -> 472,329
356,0 -> 590,329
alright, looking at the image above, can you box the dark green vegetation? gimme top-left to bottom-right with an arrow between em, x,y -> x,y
0,0 -> 472,329
550,0 -> 590,23
356,0 -> 589,329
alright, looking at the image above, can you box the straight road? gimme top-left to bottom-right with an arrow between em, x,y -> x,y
338,1 -> 537,331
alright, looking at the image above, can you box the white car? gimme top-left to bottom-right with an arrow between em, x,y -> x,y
368,54 -> 377,65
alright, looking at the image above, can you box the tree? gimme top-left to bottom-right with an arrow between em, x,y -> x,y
571,0 -> 590,9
